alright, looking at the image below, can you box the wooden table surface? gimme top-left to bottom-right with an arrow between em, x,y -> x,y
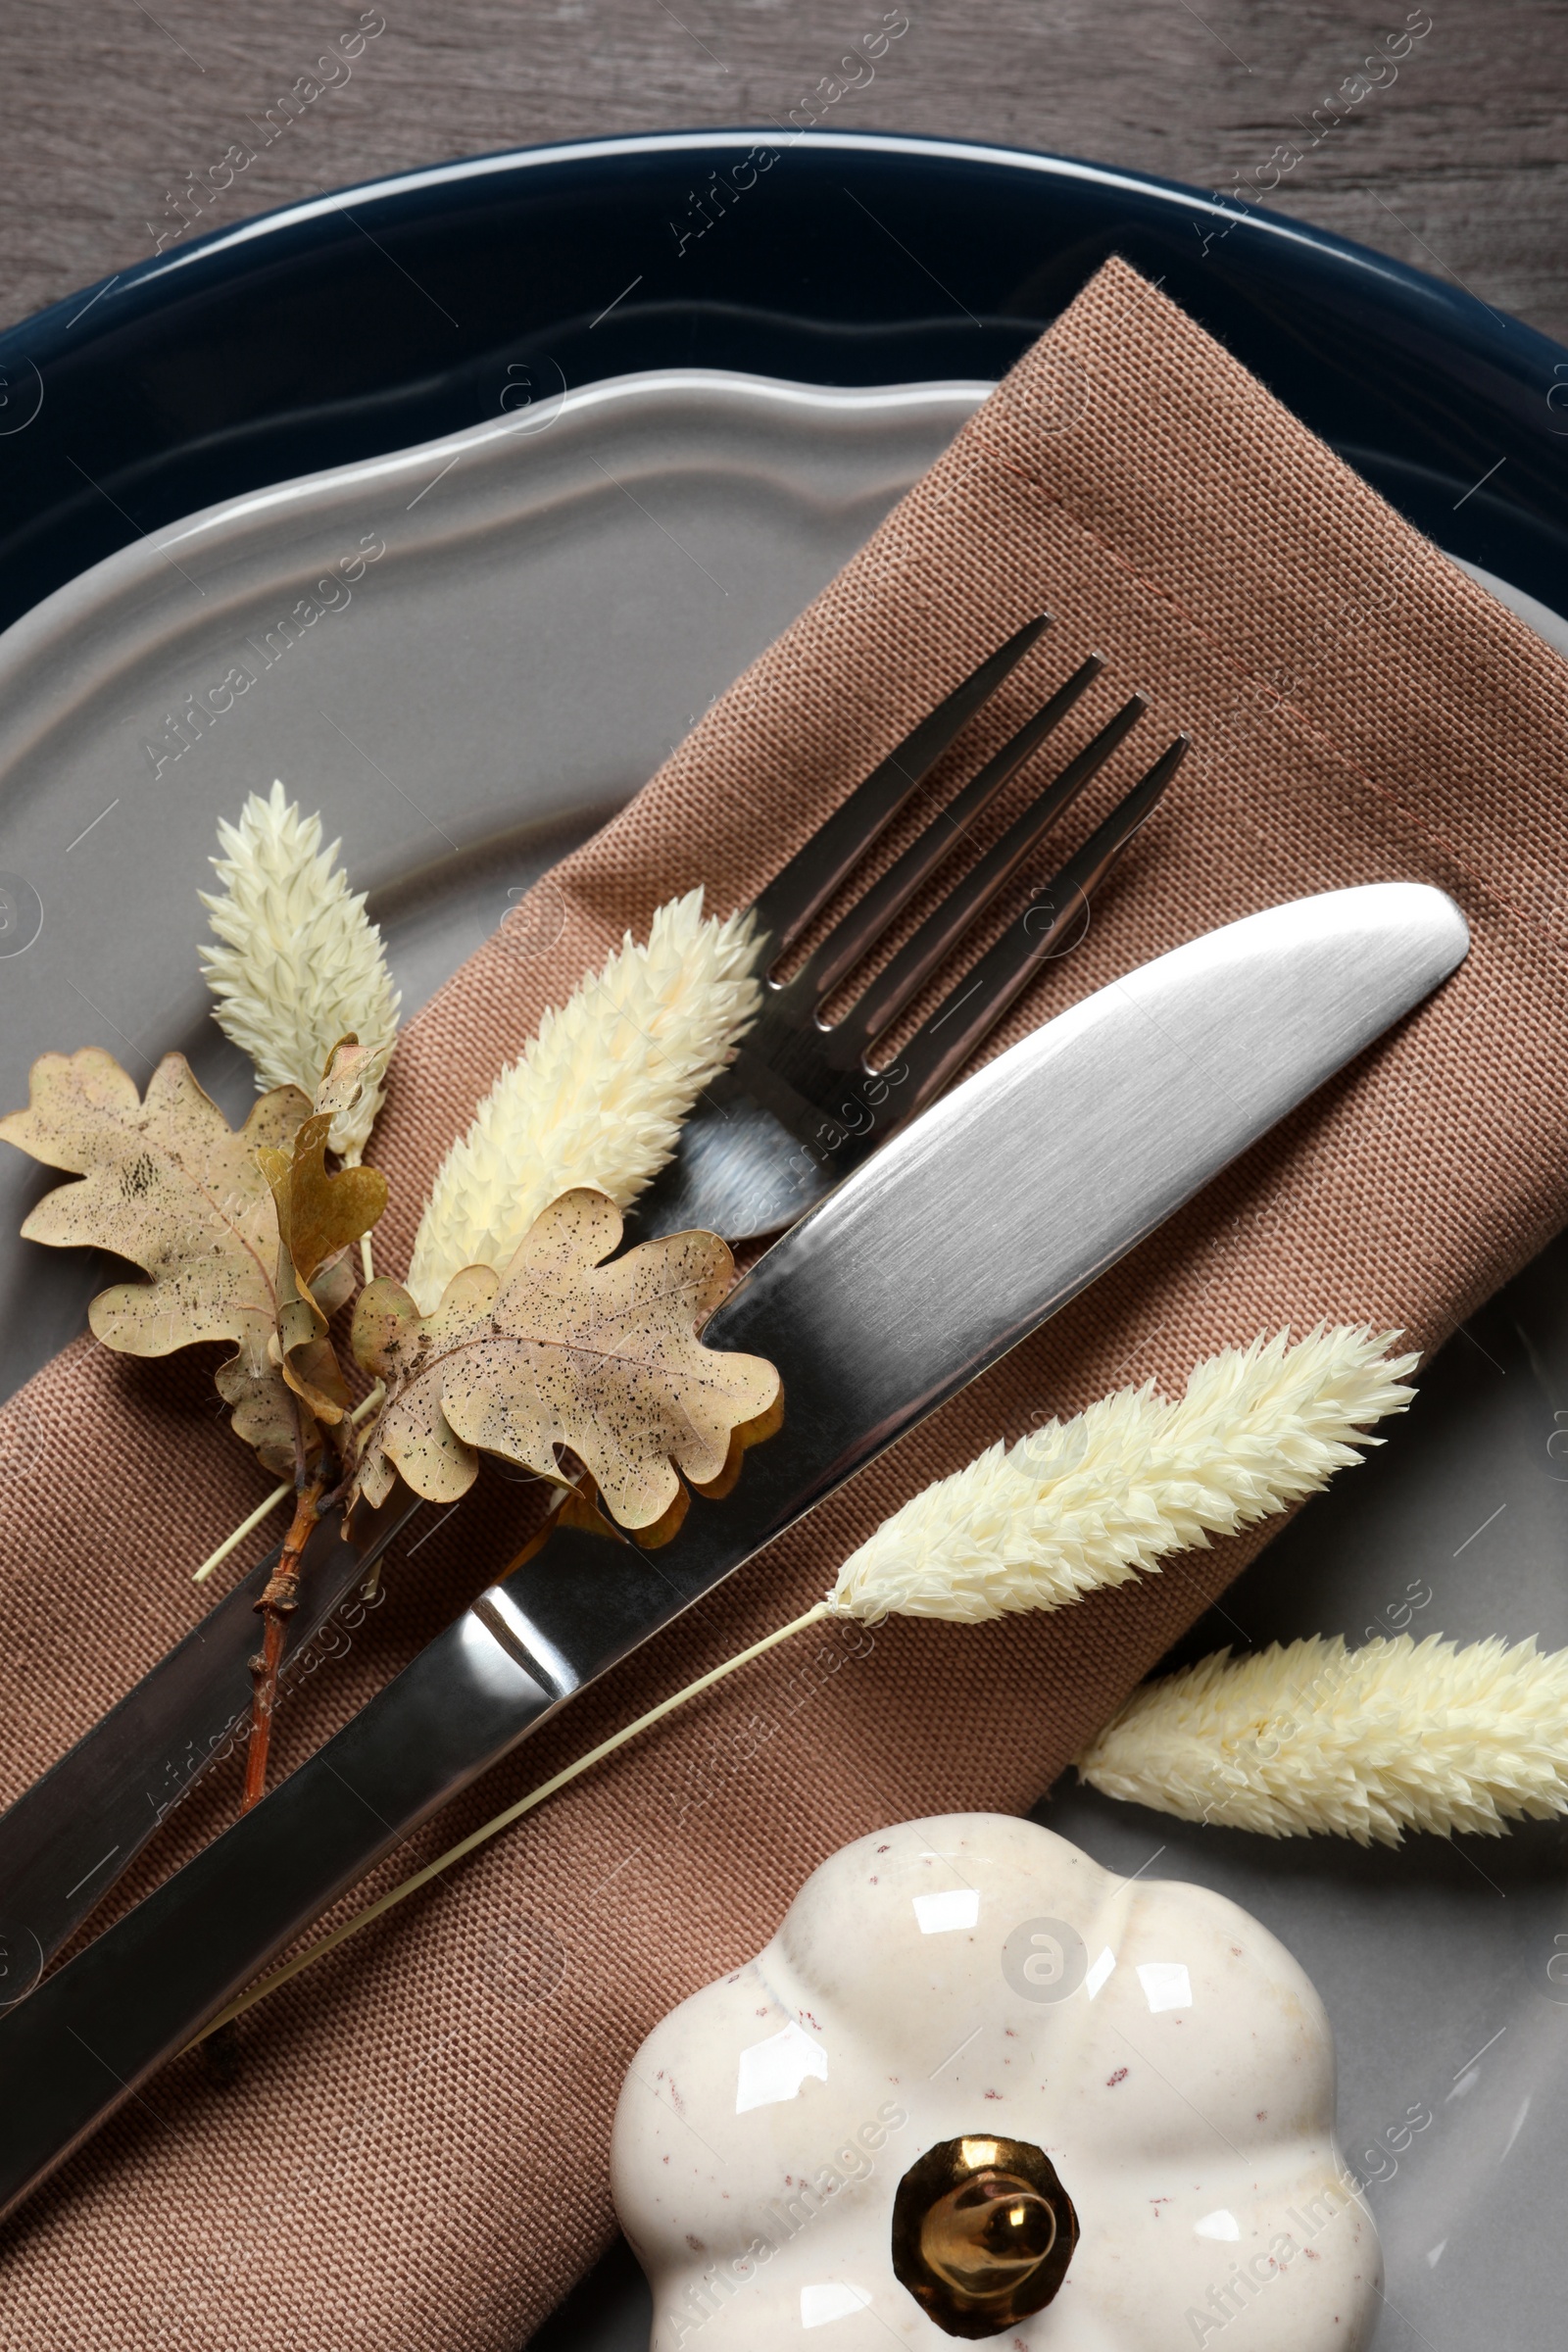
4,0 -> 1565,343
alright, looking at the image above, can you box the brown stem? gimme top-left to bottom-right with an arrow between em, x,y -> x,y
242,1472 -> 325,1811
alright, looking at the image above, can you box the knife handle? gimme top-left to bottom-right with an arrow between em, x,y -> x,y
0,1486 -> 423,1986
0,1591 -> 567,2224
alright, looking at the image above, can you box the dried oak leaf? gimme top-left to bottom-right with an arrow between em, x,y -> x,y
352,1187 -> 779,1530
257,1086 -> 386,1425
0,1050 -> 311,1454
312,1032 -> 377,1162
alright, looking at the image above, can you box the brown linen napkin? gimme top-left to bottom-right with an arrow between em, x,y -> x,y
2,255 -> 1566,2346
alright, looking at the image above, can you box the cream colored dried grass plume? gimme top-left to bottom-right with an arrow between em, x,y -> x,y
826,1325 -> 1417,1623
1078,1632 -> 1568,1844
407,889 -> 760,1314
200,781 -> 400,1160
200,1326 -> 1421,2030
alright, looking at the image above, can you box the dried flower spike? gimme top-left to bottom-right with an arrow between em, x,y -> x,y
1076,1633 -> 1568,1845
199,1326 -> 1419,2031
825,1325 -> 1416,1624
406,889 -> 760,1313
199,781 -> 400,1162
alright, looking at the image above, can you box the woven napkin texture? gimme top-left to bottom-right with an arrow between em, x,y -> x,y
2,257 -> 1566,2346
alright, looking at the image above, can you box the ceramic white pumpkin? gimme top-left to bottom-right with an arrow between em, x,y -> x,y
612,1813 -> 1378,2349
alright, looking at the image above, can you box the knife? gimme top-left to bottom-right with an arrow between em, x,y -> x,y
0,1479 -> 425,2002
0,881 -> 1467,2219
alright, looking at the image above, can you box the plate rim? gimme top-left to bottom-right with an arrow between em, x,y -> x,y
6,124 -> 1562,366
0,369 -> 994,725
5,123 -> 1565,657
5,363 -> 1561,720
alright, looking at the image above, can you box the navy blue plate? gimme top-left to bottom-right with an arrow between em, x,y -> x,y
0,130 -> 1563,2352
0,128 -> 1564,641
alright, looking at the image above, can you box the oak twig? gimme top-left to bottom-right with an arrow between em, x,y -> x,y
192,1383 -> 385,1586
242,1466 -> 325,1811
241,1379 -> 374,1810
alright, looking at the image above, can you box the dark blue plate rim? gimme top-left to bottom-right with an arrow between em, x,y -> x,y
3,126 -> 1552,364
1,126 -> 1564,635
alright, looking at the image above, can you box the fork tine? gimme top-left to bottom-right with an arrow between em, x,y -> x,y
887,734 -> 1189,1103
828,694 -> 1149,1058
749,613 -> 1052,958
798,654 -> 1105,1002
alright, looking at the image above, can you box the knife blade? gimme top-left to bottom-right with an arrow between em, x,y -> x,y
0,1480 -> 425,2002
0,881 -> 1467,2219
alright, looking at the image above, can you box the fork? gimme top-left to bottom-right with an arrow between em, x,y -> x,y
0,618 -> 1181,1989
628,615 -> 1189,1242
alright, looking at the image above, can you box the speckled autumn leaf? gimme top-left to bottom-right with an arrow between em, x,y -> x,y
310,1031 -> 380,1168
257,1049 -> 387,1426
351,1187 -> 779,1530
0,1047 -> 311,1456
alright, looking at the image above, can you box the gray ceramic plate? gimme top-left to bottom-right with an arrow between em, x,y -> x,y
0,369 -> 992,1394
1,371 -> 1565,2352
